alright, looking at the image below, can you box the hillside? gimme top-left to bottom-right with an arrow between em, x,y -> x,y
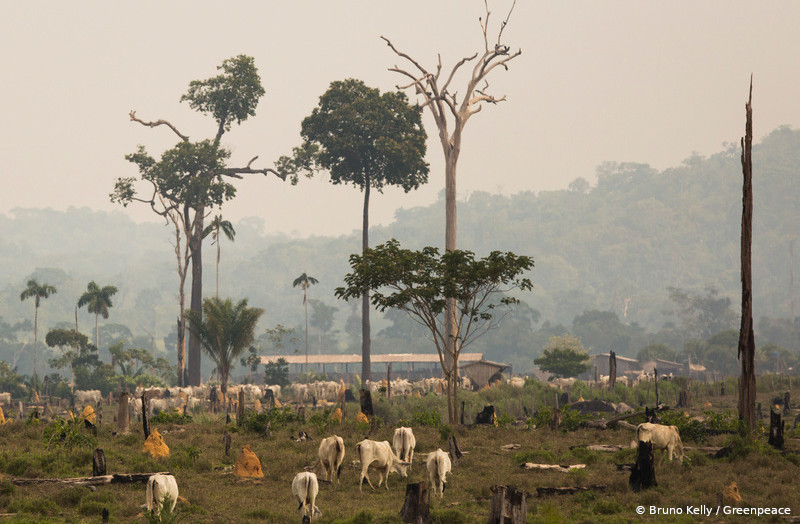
0,126 -> 798,376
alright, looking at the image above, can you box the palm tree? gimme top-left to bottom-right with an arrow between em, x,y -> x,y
19,279 -> 57,390
77,281 -> 118,349
293,272 -> 319,375
202,214 -> 236,298
185,297 -> 263,396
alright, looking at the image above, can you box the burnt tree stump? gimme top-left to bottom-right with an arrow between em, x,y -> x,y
237,390 -> 245,426
677,389 -> 690,408
476,405 -> 496,425
769,410 -> 785,450
488,485 -> 527,524
223,429 -> 232,456
448,434 -> 463,466
784,391 -> 791,415
399,481 -> 432,524
359,389 -> 374,418
92,448 -> 106,477
116,392 -> 129,435
550,408 -> 562,431
141,393 -> 150,440
629,441 -> 657,491
609,351 -> 617,387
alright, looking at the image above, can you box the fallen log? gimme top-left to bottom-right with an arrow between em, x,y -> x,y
9,472 -> 171,487
569,444 -> 628,452
521,463 -> 585,473
585,406 -> 670,430
536,485 -> 607,496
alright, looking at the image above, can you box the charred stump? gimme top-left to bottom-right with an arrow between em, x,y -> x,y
476,405 -> 496,425
399,481 -> 432,524
141,392 -> 150,440
609,351 -> 617,387
92,449 -> 106,477
116,392 -> 129,435
629,441 -> 657,491
359,389 -> 374,418
550,408 -> 562,431
448,434 -> 464,466
768,410 -> 785,450
488,485 -> 527,524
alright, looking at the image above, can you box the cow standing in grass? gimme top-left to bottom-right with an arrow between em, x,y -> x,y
392,427 -> 416,469
318,435 -> 345,485
355,439 -> 409,491
292,471 -> 322,520
426,448 -> 452,499
631,422 -> 685,463
146,474 -> 179,515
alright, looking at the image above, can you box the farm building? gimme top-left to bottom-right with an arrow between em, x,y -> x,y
584,353 -> 642,379
641,358 -> 684,375
460,359 -> 511,388
259,353 -> 484,381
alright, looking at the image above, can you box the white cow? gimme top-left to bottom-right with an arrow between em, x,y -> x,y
355,439 -> 410,491
292,471 -> 322,520
426,449 -> 452,499
0,392 -> 11,405
146,474 -> 179,514
75,389 -> 102,406
318,435 -> 345,485
392,427 -> 416,468
632,422 -> 685,462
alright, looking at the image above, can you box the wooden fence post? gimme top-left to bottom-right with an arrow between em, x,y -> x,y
488,485 -> 527,524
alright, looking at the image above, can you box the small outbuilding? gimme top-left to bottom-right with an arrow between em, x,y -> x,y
460,359 -> 511,389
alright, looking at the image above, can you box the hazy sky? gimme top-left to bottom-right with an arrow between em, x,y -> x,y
2,1 -> 799,237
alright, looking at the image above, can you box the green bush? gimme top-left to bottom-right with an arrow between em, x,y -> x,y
239,407 -> 299,434
151,410 -> 193,425
411,406 -> 442,428
42,419 -> 96,450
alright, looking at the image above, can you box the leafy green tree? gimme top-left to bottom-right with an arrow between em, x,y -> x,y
203,214 -> 236,298
335,238 -> 533,424
667,286 -> 737,343
0,361 -> 28,399
281,78 -> 429,382
112,55 -> 284,387
186,297 -> 263,396
108,342 -> 169,390
263,357 -> 290,388
19,279 -> 57,390
77,281 -> 118,350
45,328 -> 89,390
534,334 -> 591,378
293,272 -> 319,374
636,343 -> 677,364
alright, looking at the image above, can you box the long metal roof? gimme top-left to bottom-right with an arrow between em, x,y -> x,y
260,353 -> 483,365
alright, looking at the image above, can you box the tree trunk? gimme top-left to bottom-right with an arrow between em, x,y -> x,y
609,351 -> 617,388
488,485 -> 527,524
768,410 -> 784,450
443,149 -> 460,425
216,236 -> 220,299
304,297 -> 309,375
92,449 -> 106,477
33,305 -> 38,391
629,441 -> 657,491
361,182 -> 372,383
116,392 -> 129,435
141,393 -> 150,440
188,206 -> 204,387
399,482 -> 432,524
95,313 -> 99,351
176,317 -> 185,388
738,77 -> 756,431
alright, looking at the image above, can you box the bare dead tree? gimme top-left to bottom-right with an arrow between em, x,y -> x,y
383,0 -> 521,424
737,75 -> 756,431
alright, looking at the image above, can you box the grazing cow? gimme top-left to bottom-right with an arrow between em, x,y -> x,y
632,422 -> 685,462
426,449 -> 452,499
392,427 -> 416,468
318,435 -> 345,485
75,389 -> 102,407
292,471 -> 322,520
507,376 -> 525,388
0,392 -> 11,406
355,439 -> 410,491
146,474 -> 179,514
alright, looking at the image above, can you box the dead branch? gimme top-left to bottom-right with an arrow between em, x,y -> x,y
9,472 -> 171,487
537,485 -> 607,496
129,111 -> 189,141
220,166 -> 286,181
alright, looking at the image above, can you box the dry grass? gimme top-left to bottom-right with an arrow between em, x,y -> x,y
0,381 -> 798,523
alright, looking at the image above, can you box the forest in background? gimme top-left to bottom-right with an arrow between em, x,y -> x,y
0,126 -> 798,379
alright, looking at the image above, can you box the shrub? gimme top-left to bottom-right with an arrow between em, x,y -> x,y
411,406 -> 442,428
42,419 -> 96,451
239,407 -> 299,434
151,410 -> 193,425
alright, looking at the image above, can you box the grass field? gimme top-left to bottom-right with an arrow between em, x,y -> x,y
0,378 -> 798,523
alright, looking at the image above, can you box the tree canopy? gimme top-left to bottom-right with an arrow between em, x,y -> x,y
534,334 -> 590,378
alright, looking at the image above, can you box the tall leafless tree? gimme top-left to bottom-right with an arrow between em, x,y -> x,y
737,75 -> 756,431
383,0 -> 521,422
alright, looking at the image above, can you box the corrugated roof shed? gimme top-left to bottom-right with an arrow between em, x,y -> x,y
259,353 -> 483,365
